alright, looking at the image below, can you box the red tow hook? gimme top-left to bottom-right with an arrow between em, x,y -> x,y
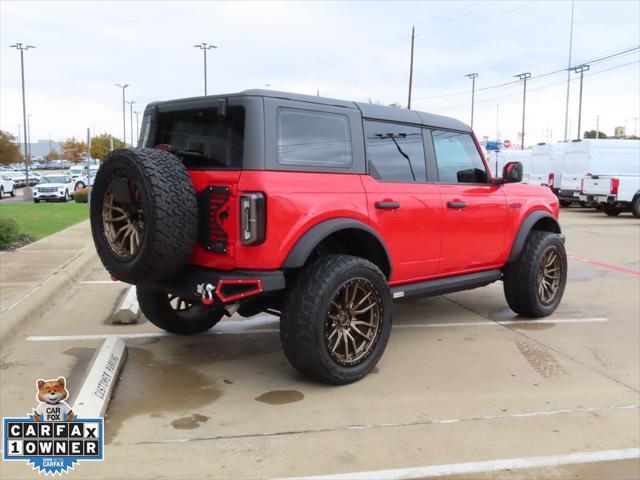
201,283 -> 215,305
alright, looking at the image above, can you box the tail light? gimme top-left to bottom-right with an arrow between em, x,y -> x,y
548,173 -> 555,188
240,192 -> 266,245
610,178 -> 620,195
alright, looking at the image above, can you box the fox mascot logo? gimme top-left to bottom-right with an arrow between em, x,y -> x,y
33,377 -> 75,422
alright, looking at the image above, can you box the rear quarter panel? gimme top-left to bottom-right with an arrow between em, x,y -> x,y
236,171 -> 369,270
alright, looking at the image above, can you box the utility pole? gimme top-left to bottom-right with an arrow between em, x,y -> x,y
563,0 -> 575,141
10,42 -> 35,185
17,124 -> 22,158
465,73 -> 478,129
114,84 -> 129,145
134,111 -> 141,143
194,42 -> 217,96
127,100 -> 136,146
573,64 -> 589,140
596,115 -> 600,139
514,72 -> 531,150
407,26 -> 415,109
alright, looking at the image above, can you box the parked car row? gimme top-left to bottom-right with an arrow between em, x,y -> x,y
487,139 -> 640,217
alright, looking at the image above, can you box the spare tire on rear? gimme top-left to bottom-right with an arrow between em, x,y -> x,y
90,148 -> 198,284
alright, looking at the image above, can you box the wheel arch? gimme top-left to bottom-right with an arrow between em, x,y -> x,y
507,210 -> 561,264
282,218 -> 392,279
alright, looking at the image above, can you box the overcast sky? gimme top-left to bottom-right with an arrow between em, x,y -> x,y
1,0 -> 639,148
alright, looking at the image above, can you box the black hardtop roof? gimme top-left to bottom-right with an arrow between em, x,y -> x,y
148,89 -> 471,132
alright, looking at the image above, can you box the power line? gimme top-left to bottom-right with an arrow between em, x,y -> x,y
414,59 -> 639,110
411,44 -> 640,103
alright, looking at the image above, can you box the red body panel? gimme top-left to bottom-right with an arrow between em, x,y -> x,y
187,166 -> 560,285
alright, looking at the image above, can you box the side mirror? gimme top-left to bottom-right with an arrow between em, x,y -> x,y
502,161 -> 523,183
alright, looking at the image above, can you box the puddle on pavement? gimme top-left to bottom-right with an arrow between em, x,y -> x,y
105,346 -> 222,442
171,413 -> 209,430
255,390 -> 304,405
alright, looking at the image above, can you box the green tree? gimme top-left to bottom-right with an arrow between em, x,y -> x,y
44,150 -> 60,161
584,130 -> 607,139
0,130 -> 22,165
90,134 -> 124,161
62,137 -> 86,164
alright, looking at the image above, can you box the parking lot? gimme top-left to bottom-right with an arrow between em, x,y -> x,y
1,208 -> 638,479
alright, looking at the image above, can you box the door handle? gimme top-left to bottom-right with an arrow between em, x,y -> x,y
375,201 -> 400,210
447,201 -> 466,209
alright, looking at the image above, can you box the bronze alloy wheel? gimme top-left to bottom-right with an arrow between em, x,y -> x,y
325,278 -> 382,366
537,246 -> 562,305
102,179 -> 144,259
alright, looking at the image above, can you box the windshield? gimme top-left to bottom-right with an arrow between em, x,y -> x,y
42,176 -> 66,183
152,105 -> 245,169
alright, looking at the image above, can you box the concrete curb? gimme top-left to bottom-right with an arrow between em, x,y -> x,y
0,246 -> 98,344
112,286 -> 140,324
72,335 -> 127,418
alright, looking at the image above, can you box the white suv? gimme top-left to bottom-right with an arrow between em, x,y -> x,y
1,175 -> 16,199
33,175 -> 75,203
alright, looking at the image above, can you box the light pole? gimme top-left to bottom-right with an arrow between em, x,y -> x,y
114,83 -> 129,145
563,0 -> 575,141
10,42 -> 35,185
514,72 -> 531,150
465,73 -> 478,129
407,26 -> 415,109
27,114 -> 32,160
134,111 -> 141,143
126,100 -> 136,146
194,43 -> 217,95
572,64 -> 589,140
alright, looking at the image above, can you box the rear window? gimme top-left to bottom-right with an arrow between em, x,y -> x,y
154,106 -> 244,169
277,108 -> 352,167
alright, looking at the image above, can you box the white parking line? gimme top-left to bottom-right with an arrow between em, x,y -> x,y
275,448 -> 640,480
25,317 -> 609,342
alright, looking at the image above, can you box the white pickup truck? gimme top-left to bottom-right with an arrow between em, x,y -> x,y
578,139 -> 640,217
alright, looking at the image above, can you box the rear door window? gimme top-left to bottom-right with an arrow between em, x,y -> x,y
154,105 -> 244,169
431,130 -> 488,183
277,108 -> 352,167
364,120 -> 426,183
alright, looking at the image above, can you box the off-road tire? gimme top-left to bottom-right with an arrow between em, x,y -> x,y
503,231 -> 567,318
632,196 -> 640,219
603,205 -> 621,216
90,148 -> 198,283
137,287 -> 224,335
280,254 -> 392,384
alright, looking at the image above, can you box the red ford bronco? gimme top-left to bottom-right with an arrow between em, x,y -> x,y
90,90 -> 567,384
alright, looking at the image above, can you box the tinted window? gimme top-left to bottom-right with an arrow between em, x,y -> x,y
277,108 -> 352,167
432,130 -> 487,183
364,121 -> 426,182
154,106 -> 244,169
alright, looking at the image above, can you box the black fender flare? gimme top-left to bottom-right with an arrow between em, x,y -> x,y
282,218 -> 392,276
507,210 -> 562,263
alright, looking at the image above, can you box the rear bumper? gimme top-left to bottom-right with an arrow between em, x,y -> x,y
558,189 -> 580,201
138,266 -> 286,305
